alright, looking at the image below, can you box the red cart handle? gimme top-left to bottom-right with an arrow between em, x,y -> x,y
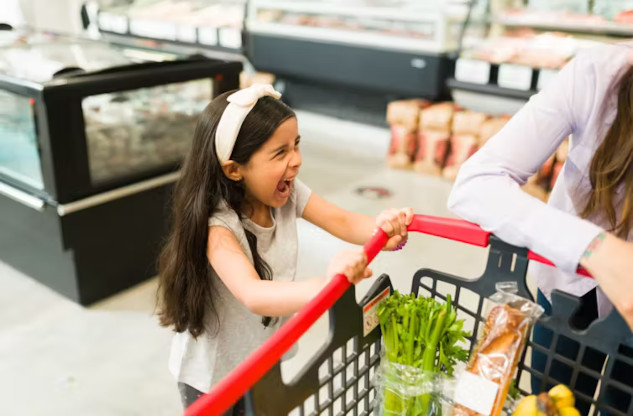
185,215 -> 591,415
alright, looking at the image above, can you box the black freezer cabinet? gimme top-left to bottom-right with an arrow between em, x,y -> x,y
0,30 -> 241,304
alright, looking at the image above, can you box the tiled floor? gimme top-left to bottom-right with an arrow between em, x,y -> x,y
0,111 -> 491,415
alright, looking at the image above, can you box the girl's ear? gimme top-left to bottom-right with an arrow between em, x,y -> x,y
221,161 -> 243,182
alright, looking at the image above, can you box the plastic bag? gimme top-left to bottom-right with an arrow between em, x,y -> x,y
373,356 -> 457,416
452,283 -> 544,416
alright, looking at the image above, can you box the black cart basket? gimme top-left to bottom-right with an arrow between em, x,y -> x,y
187,215 -> 633,416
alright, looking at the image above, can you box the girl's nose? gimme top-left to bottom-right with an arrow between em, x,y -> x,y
290,147 -> 302,168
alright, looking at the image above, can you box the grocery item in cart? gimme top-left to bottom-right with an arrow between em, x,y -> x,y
452,285 -> 544,416
511,384 -> 579,416
376,291 -> 470,415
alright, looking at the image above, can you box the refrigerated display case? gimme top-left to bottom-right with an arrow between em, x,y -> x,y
449,0 -> 633,113
246,0 -> 470,98
95,0 -> 246,55
0,28 -> 241,304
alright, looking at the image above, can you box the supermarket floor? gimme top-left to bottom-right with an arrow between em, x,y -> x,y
0,111 -> 491,416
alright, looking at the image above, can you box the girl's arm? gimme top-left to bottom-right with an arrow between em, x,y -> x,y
301,193 -> 413,250
207,226 -> 370,317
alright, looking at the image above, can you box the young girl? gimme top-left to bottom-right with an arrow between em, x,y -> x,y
157,84 -> 413,412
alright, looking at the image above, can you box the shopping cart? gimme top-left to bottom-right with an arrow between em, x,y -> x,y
185,215 -> 633,416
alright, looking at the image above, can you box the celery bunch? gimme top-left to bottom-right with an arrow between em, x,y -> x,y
378,291 -> 469,415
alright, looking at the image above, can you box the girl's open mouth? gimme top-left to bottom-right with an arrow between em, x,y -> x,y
276,178 -> 293,198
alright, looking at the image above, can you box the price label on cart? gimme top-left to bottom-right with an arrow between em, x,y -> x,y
177,25 -> 197,43
498,64 -> 533,91
98,13 -> 128,34
198,27 -> 218,46
455,58 -> 491,85
362,287 -> 390,337
454,372 -> 499,415
537,68 -> 559,91
219,28 -> 242,49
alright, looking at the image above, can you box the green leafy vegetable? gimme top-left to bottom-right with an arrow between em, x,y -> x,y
378,291 -> 470,415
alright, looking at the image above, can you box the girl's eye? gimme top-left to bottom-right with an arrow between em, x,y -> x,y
276,150 -> 286,158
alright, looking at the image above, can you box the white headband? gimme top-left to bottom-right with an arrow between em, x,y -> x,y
215,83 -> 282,163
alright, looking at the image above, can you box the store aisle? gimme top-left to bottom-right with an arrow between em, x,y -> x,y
0,112 -> 489,415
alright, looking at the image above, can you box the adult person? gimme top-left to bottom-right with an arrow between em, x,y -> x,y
448,43 -> 633,414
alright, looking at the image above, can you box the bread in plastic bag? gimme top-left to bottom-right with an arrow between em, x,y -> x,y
452,282 -> 544,416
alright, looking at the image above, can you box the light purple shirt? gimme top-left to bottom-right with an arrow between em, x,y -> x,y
448,42 -> 633,316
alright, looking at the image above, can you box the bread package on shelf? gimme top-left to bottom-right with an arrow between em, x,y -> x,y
453,283 -> 544,416
414,103 -> 455,176
386,99 -> 429,169
442,111 -> 488,181
443,134 -> 479,181
452,111 -> 489,136
420,102 -> 455,131
388,124 -> 417,169
414,130 -> 451,176
479,116 -> 511,147
387,99 -> 429,132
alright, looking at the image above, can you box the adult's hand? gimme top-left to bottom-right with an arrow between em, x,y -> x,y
580,232 -> 633,331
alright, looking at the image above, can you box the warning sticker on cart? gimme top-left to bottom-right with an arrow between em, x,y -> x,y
454,372 -> 499,415
362,287 -> 390,337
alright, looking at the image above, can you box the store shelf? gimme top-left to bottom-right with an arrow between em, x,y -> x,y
100,30 -> 245,61
97,11 -> 245,54
447,78 -> 536,101
248,22 -> 456,54
249,0 -> 469,22
496,15 -> 633,37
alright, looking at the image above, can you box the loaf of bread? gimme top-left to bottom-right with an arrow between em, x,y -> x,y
453,303 -> 532,416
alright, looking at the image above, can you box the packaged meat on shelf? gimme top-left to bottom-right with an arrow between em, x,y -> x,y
451,0 -> 633,103
83,79 -> 211,185
96,0 -> 246,51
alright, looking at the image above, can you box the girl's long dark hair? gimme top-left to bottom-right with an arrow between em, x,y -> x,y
157,90 -> 295,338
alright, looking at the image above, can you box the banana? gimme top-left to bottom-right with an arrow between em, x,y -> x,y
548,385 -> 575,410
512,394 -> 557,416
557,407 -> 581,416
512,395 -> 541,416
